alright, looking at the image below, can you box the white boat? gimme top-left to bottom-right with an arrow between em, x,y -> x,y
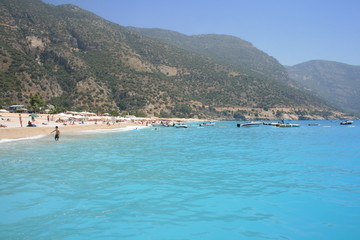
237,122 -> 263,127
263,122 -> 279,126
175,123 -> 188,128
276,123 -> 300,127
340,120 -> 353,125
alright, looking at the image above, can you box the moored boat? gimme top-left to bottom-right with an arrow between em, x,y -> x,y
276,123 -> 300,127
263,122 -> 279,126
237,121 -> 263,127
175,123 -> 188,128
340,120 -> 353,125
308,123 -> 320,126
199,121 -> 215,127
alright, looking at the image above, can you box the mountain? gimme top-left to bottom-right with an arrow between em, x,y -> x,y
128,27 -> 294,85
0,0 -> 343,119
287,60 -> 360,115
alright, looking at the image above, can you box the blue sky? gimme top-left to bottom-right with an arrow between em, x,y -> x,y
42,0 -> 360,66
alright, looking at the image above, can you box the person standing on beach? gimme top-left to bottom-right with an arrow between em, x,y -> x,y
51,126 -> 60,141
19,114 -> 23,127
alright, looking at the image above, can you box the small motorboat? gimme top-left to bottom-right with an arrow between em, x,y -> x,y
199,121 -> 215,127
237,122 -> 263,127
340,120 -> 353,125
276,123 -> 300,127
175,123 -> 188,128
263,122 -> 278,126
308,123 -> 320,126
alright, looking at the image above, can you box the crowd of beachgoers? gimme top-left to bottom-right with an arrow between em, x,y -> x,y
0,112 -> 154,128
0,111 -> 184,140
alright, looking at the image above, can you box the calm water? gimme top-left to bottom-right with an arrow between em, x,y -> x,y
1,121 -> 359,240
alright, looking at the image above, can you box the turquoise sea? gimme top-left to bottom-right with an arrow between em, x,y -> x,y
1,121 -> 359,240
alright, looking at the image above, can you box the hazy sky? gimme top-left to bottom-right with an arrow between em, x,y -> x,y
42,0 -> 360,66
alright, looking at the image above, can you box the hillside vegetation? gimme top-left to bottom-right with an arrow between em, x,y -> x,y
128,27 -> 294,85
287,60 -> 360,115
0,0 -> 343,119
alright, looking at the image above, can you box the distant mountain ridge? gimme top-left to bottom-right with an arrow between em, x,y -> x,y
287,60 -> 360,115
128,27 -> 293,85
0,0 -> 344,119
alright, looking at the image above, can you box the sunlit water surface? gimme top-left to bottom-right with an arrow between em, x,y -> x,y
1,121 -> 359,240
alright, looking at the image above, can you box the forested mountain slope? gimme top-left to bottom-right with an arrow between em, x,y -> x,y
0,0 -> 342,119
287,60 -> 360,115
128,27 -> 294,85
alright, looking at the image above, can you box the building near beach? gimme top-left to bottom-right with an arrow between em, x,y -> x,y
7,105 -> 28,113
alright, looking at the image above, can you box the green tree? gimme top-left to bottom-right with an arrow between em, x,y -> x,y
108,110 -> 119,116
29,93 -> 43,113
233,111 -> 246,120
275,110 -> 284,119
172,104 -> 193,118
50,105 -> 67,114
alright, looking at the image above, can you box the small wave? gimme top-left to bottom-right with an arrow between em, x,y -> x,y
0,134 -> 47,143
73,126 -> 148,135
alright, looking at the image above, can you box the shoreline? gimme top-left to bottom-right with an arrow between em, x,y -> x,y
0,124 -> 146,143
0,123 -> 144,142
0,123 -> 146,143
0,112 -> 205,142
0,112 -> 151,141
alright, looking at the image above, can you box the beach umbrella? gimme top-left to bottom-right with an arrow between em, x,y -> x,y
88,116 -> 102,120
71,115 -> 85,119
29,114 -> 39,117
57,113 -> 73,117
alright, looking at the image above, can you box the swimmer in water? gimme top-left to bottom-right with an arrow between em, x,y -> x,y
51,126 -> 60,141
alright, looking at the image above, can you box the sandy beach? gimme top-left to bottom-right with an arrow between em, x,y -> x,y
0,112 -> 146,141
